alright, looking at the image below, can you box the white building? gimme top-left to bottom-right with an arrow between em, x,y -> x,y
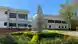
32,5 -> 69,30
44,15 -> 69,29
0,6 -> 29,29
32,14 -> 69,29
32,5 -> 78,31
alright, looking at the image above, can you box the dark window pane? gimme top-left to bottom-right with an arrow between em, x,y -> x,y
25,15 -> 27,19
65,26 -> 66,28
48,20 -> 54,23
18,24 -> 27,27
25,24 -> 27,27
55,20 -> 61,23
28,25 -> 32,27
18,14 -> 25,19
59,26 -> 60,28
9,23 -> 16,26
62,26 -> 63,28
5,11 -> 7,14
49,25 -> 51,28
9,13 -> 16,18
62,21 -> 67,24
4,22 -> 7,26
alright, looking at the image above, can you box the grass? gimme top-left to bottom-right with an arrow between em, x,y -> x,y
40,36 -> 78,44
0,29 -> 76,44
0,33 -> 77,44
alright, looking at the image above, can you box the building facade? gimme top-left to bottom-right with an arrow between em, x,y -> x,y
44,15 -> 68,29
32,14 -> 69,30
0,6 -> 29,29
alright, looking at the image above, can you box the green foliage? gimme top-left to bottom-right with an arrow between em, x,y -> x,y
12,35 -> 31,44
0,31 -> 77,44
10,32 -> 23,35
0,35 -> 17,44
40,36 -> 78,44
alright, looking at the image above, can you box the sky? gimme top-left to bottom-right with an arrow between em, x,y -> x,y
0,0 -> 71,19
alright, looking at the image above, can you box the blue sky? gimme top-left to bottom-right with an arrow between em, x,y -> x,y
0,0 -> 71,19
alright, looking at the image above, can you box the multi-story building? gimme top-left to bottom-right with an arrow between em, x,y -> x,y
43,15 -> 68,29
0,6 -> 29,29
32,14 -> 68,30
32,5 -> 78,31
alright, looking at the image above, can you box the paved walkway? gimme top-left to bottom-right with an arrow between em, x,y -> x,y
43,30 -> 78,37
59,31 -> 78,37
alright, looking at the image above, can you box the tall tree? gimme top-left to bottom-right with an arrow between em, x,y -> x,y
59,4 -> 73,30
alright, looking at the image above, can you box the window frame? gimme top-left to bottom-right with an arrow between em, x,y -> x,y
4,22 -> 7,26
18,14 -> 26,19
18,24 -> 27,27
48,20 -> 54,23
55,20 -> 61,23
49,25 -> 51,28
9,23 -> 16,27
5,11 -> 8,14
9,13 -> 16,18
62,21 -> 67,24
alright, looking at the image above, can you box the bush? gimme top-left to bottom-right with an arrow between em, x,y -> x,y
0,32 -> 78,44
39,36 -> 78,44
12,35 -> 31,44
0,35 -> 17,44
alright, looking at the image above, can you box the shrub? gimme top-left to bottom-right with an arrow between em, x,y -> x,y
12,35 -> 31,44
0,35 -> 17,44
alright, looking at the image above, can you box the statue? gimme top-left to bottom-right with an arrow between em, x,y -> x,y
32,5 -> 44,32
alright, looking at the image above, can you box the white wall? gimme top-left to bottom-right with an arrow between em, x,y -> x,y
47,23 -> 68,29
44,15 -> 65,21
32,14 -> 69,29
0,10 -> 7,28
0,21 -> 7,28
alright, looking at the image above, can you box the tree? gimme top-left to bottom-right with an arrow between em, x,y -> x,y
59,4 -> 74,30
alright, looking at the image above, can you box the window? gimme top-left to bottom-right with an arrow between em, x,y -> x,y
25,15 -> 27,19
62,26 -> 64,28
18,24 -> 27,27
9,23 -> 16,27
5,11 -> 7,14
4,22 -> 7,26
25,24 -> 27,27
48,20 -> 54,23
18,14 -> 25,19
62,21 -> 67,24
65,26 -> 66,28
28,25 -> 32,27
9,13 -> 16,18
49,25 -> 51,28
55,20 -> 61,23
59,26 -> 60,28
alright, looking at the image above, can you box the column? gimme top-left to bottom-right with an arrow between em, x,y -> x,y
45,19 -> 48,29
7,9 -> 10,28
16,12 -> 18,28
25,15 -> 27,28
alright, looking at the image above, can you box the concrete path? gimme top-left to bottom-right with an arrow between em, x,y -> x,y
43,30 -> 78,37
59,31 -> 78,37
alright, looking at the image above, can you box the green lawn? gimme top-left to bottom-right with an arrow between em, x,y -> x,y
0,34 -> 77,44
0,30 -> 75,44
